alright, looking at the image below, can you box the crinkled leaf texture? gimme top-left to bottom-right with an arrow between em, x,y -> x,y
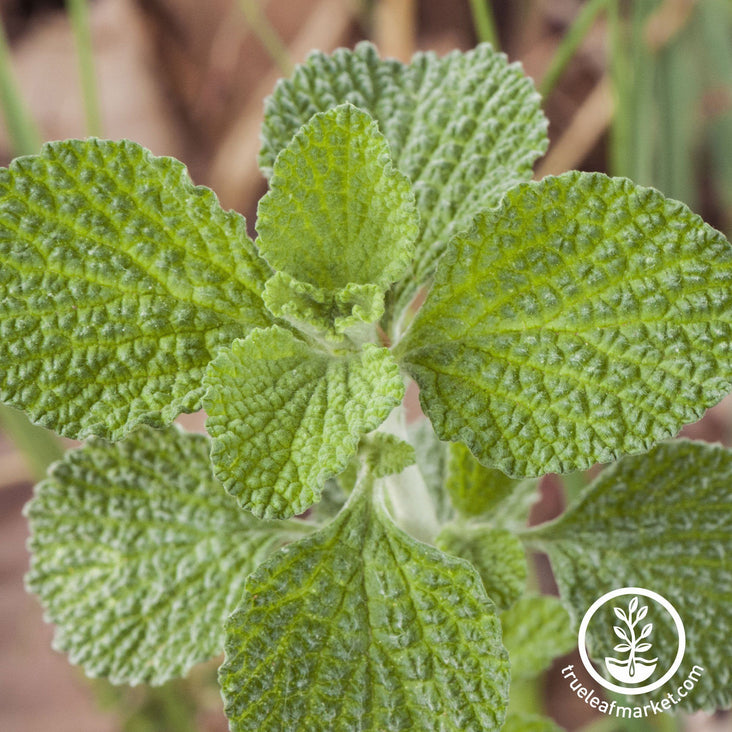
220,477 -> 510,731
500,595 -> 575,681
257,103 -> 416,297
529,440 -> 732,709
0,139 -> 272,440
262,271 -> 385,341
358,432 -> 416,478
203,326 -> 404,519
436,525 -> 527,611
25,425 -> 311,685
260,41 -> 547,302
399,172 -> 732,477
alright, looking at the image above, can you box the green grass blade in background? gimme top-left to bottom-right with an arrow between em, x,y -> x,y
66,0 -> 102,136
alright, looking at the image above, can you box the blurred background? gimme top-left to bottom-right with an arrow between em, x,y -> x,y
0,0 -> 730,730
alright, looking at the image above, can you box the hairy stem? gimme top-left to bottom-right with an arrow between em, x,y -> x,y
379,405 -> 440,542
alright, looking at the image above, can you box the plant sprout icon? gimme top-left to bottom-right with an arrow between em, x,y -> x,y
604,596 -> 659,684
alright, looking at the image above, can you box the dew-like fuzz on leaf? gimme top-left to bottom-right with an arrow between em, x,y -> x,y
529,440 -> 732,709
259,42 -> 548,308
0,139 -> 272,440
400,172 -> 732,477
220,478 -> 510,731
203,325 -> 404,519
25,425 -> 312,685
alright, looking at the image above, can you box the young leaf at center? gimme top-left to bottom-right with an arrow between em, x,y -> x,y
256,103 -> 417,337
203,325 -> 404,519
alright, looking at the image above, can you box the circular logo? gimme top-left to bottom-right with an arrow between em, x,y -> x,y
577,587 -> 685,695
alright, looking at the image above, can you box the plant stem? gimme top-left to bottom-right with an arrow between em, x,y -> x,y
468,0 -> 500,49
67,0 -> 102,136
236,0 -> 292,76
540,0 -> 613,98
381,406 -> 440,542
0,16 -> 41,154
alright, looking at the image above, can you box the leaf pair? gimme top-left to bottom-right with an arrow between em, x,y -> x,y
27,426 -> 512,731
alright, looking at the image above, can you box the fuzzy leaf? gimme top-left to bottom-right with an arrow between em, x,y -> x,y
0,139 -> 272,440
25,425 -> 310,685
256,104 -> 417,333
436,525 -> 527,611
399,173 -> 732,477
446,441 -> 538,525
529,440 -> 732,709
203,326 -> 404,519
500,595 -> 576,681
614,626 -> 629,641
262,271 -> 384,341
260,42 -> 547,299
220,478 -> 510,731
359,432 -> 416,478
614,643 -> 631,653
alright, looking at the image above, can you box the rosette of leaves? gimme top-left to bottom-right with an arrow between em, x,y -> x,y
3,41 -> 732,730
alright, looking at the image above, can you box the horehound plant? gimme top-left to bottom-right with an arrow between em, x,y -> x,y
1,42 -> 731,731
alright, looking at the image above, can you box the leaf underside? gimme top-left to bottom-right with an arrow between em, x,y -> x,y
260,41 -> 548,303
400,172 -> 732,477
0,139 -> 272,440
25,425 -> 310,685
220,479 -> 510,731
203,326 -> 404,519
531,440 -> 732,709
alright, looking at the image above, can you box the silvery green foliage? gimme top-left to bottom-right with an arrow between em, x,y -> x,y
2,42 -> 730,728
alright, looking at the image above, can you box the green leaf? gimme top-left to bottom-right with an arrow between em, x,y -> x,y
25,425 -> 310,686
500,595 -> 576,681
203,325 -> 404,519
528,440 -> 732,709
256,103 -> 417,334
359,432 -> 416,478
502,712 -> 562,732
262,271 -> 385,341
220,477 -> 510,731
436,525 -> 527,611
399,172 -> 732,477
0,139 -> 272,440
260,42 -> 548,301
446,442 -> 538,525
